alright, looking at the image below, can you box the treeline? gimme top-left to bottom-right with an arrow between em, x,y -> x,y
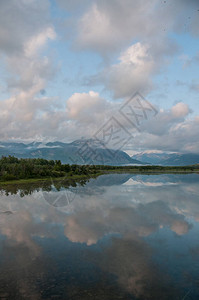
0,156 -> 99,181
0,155 -> 198,182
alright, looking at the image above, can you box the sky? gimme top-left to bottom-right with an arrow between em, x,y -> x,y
0,0 -> 199,154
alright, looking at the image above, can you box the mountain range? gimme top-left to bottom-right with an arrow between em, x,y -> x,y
132,152 -> 199,166
0,140 -> 198,166
0,139 -> 142,166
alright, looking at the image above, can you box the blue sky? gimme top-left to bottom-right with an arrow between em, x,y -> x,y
0,0 -> 198,153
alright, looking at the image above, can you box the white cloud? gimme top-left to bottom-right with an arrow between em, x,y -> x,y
66,91 -> 108,120
0,0 -> 59,141
125,105 -> 199,153
0,0 -> 51,55
65,91 -> 115,138
0,0 -> 198,152
75,0 -> 199,56
171,102 -> 190,118
76,0 -> 159,55
24,27 -> 56,58
88,42 -> 156,98
69,0 -> 197,102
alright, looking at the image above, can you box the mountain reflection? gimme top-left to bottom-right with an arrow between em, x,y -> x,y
0,174 -> 199,299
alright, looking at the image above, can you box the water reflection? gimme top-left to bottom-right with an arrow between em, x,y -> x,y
0,174 -> 199,299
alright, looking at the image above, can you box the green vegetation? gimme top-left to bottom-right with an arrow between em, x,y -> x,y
0,156 -> 100,182
0,155 -> 198,184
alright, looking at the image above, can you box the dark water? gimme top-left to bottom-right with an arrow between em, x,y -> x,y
0,174 -> 199,299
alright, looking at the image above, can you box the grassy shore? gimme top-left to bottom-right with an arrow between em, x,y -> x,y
0,172 -> 103,186
0,165 -> 198,186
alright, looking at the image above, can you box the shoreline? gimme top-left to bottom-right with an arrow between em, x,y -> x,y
0,172 -> 102,186
0,168 -> 198,186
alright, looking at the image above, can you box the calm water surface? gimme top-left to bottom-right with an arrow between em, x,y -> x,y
0,174 -> 199,299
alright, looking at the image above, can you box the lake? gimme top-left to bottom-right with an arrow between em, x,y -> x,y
0,173 -> 199,299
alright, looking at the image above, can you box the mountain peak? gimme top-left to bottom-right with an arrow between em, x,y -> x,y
70,138 -> 105,148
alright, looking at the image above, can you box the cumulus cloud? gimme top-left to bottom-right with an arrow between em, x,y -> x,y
138,102 -> 190,135
0,0 -> 51,55
76,0 -> 163,55
87,42 -> 156,98
171,102 -> 190,118
0,0 -> 198,152
24,27 -> 56,58
0,0 -> 59,141
66,91 -> 110,122
64,90 -> 120,140
131,115 -> 199,153
75,0 -> 198,55
122,100 -> 199,153
67,0 -> 197,102
75,1 -> 178,99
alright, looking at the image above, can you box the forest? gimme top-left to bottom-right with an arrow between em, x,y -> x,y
0,156 -> 99,181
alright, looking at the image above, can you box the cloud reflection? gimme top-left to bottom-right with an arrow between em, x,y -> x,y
0,174 -> 198,299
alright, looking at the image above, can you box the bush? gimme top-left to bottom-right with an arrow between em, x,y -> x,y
2,174 -> 18,181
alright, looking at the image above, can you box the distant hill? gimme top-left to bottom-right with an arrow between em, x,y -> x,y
0,139 -> 143,166
132,152 -> 199,166
132,152 -> 170,165
160,153 -> 199,166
